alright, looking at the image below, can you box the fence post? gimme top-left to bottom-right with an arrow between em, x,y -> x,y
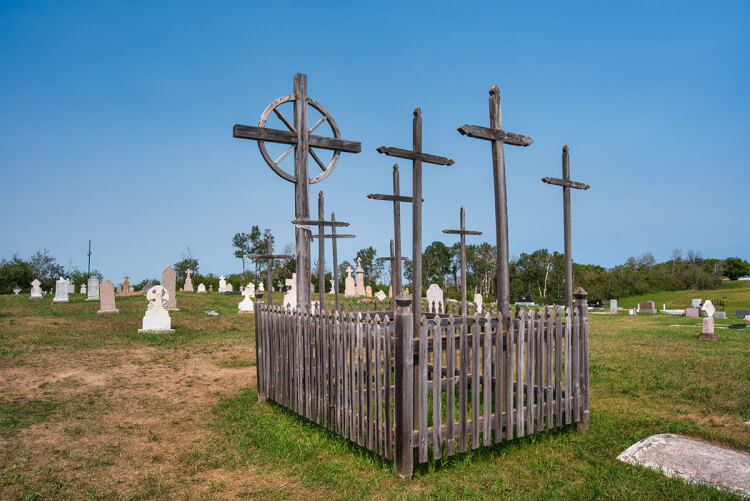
255,290 -> 266,402
394,292 -> 414,478
574,287 -> 589,431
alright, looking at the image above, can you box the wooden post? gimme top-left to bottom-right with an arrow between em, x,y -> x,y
310,213 -> 355,312
293,74 -> 311,309
574,287 -> 590,431
255,289 -> 265,401
317,191 -> 326,310
394,293 -> 414,478
331,212 -> 340,311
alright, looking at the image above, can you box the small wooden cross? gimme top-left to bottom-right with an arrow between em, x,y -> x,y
542,145 -> 590,309
377,108 -> 453,326
248,237 -> 291,307
443,206 -> 482,316
457,84 -> 533,317
311,210 -> 355,312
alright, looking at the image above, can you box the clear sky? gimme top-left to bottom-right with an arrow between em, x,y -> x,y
1,1 -> 748,283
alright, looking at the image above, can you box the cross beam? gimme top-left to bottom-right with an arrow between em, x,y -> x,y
457,84 -> 533,318
542,145 -> 589,309
249,237 -> 291,307
233,126 -> 361,153
443,206 -> 482,316
367,164 -> 415,298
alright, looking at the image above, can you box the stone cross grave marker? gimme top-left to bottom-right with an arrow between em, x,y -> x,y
344,266 -> 356,298
97,279 -> 118,314
184,269 -> 194,292
443,206 -> 482,315
218,276 -> 227,293
238,284 -> 255,313
162,266 -> 178,311
30,279 -> 43,299
283,273 -> 297,308
234,73 -> 361,308
249,237 -> 291,307
122,275 -> 130,292
458,84 -> 533,317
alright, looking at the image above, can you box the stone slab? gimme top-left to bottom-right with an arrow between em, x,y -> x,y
685,308 -> 700,318
617,433 -> 750,497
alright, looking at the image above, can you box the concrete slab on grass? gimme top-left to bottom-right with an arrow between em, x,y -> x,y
617,434 -> 750,497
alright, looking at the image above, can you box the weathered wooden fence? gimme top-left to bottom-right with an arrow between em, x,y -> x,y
254,293 -> 589,478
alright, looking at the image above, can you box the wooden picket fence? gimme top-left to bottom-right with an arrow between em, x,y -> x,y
254,295 -> 589,477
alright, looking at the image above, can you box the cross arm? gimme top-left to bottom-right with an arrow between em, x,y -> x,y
442,229 -> 483,236
377,256 -> 408,261
376,146 -> 454,166
233,125 -> 361,153
248,254 -> 292,260
456,124 -> 533,147
367,193 -> 422,203
541,177 -> 590,190
292,218 -> 350,227
311,234 -> 356,239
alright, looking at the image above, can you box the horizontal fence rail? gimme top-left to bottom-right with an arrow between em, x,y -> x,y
255,294 -> 589,477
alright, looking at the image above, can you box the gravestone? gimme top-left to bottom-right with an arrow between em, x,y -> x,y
474,293 -> 484,314
53,277 -> 69,303
639,301 -> 657,313
238,285 -> 255,313
388,285 -> 392,298
375,290 -> 386,301
685,308 -> 700,318
184,269 -> 194,292
246,283 -> 255,298
141,281 -> 154,294
691,299 -> 702,308
80,284 -> 87,294
67,278 -> 75,295
122,275 -> 130,292
426,284 -> 444,313
218,276 -> 227,293
283,273 -> 297,308
208,284 -> 213,292
610,299 -> 618,313
700,316 -> 716,341
365,285 -> 373,297
12,287 -> 21,295
714,311 -> 727,319
344,267 -> 356,298
86,276 -> 100,301
355,258 -> 366,296
129,286 -> 134,293
197,283 -> 206,294
329,279 -> 335,294
29,279 -> 43,299
117,285 -> 123,293
138,285 -> 174,333
701,300 -> 716,318
162,266 -> 178,311
226,283 -> 234,292
735,309 -> 749,318
97,280 -> 119,314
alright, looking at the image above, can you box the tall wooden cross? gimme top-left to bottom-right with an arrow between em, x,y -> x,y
377,108 -> 454,327
367,163 -> 417,298
457,84 -> 533,317
542,145 -> 590,309
233,73 -> 361,308
309,194 -> 355,311
248,237 -> 291,307
442,206 -> 482,316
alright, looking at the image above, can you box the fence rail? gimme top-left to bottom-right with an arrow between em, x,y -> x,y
255,293 -> 589,477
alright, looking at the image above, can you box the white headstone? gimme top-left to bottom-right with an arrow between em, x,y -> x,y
691,299 -> 702,309
80,284 -> 87,294
365,285 -> 372,297
30,279 -> 43,299
53,277 -> 69,303
258,282 -> 265,293
196,283 -> 206,293
329,279 -> 335,294
701,300 -> 716,318
283,273 -> 297,308
86,276 -> 100,301
67,278 -> 75,295
238,285 -> 255,313
474,293 -> 484,314
610,299 -> 618,313
226,283 -> 234,292
426,284 -> 444,313
218,276 -> 227,293
138,285 -> 174,333
13,287 -> 21,295
344,267 -> 356,298
375,290 -> 386,301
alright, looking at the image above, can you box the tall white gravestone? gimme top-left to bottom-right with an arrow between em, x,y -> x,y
80,284 -> 87,294
30,279 -> 43,299
138,285 -> 174,333
474,293 -> 484,314
86,276 -> 100,301
218,276 -> 227,293
355,258 -> 366,296
162,266 -> 178,310
610,299 -> 618,313
344,267 -> 356,298
426,284 -> 444,313
238,285 -> 255,313
283,274 -> 297,308
67,278 -> 75,295
53,277 -> 69,303
196,283 -> 206,294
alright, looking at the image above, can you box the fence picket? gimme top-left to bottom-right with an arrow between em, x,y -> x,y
573,308 -> 581,423
506,313 -> 514,440
419,316 -> 428,462
459,316 -> 468,452
516,309 -> 526,438
482,313 -> 492,446
555,306 -> 563,427
564,307 -> 572,425
528,307 -> 535,433
446,315 -> 457,455
432,320 -> 443,459
494,312 -> 504,443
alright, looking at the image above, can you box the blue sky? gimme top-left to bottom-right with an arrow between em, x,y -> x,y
1,1 -> 748,282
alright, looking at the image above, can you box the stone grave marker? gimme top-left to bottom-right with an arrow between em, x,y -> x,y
129,286 -> 134,293
86,275 -> 99,301
388,285 -> 393,298
735,309 -> 748,318
365,285 -> 372,297
283,274 -> 297,308
80,284 -> 87,294
375,290 -> 386,301
162,266 -> 177,311
97,280 -> 119,314
122,275 -> 130,292
701,300 -> 716,318
639,300 -> 657,313
184,269 -> 194,292
67,278 -> 75,295
685,308 -> 700,318
218,276 -> 227,293
474,293 -> 484,314
329,279 -> 335,294
30,279 -> 43,299
226,283 -> 234,292
714,311 -> 727,319
141,281 -> 154,294
208,284 -> 213,292
238,286 -> 255,313
344,267 -> 356,298
426,284 -> 444,313
53,277 -> 69,303
197,283 -> 206,294
610,299 -> 618,313
13,287 -> 21,295
355,258 -> 366,296
138,285 -> 174,333
691,299 -> 702,308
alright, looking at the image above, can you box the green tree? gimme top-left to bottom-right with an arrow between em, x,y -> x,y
422,241 -> 454,287
232,232 -> 251,278
0,254 -> 34,293
354,247 -> 383,286
723,257 -> 750,280
27,249 -> 65,290
174,247 -> 199,280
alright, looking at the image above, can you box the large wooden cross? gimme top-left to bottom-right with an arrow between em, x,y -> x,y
311,211 -> 355,312
377,108 -> 453,327
457,84 -> 533,317
542,145 -> 590,309
443,206 -> 482,316
367,163 -> 417,298
248,237 -> 291,307
233,73 -> 361,308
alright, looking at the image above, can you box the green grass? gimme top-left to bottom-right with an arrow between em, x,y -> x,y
617,280 -> 750,317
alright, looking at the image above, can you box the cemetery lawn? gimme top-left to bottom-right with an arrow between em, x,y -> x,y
0,292 -> 747,499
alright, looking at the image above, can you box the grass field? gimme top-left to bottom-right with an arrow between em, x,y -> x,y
0,288 -> 748,499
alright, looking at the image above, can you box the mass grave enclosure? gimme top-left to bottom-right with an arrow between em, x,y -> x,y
234,73 -> 589,477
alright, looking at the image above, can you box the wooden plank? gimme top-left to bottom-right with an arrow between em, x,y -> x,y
384,315 -> 393,460
322,310 -> 329,429
456,124 -> 533,146
555,306 -> 563,427
537,308 -> 544,432
375,319 -> 383,456
528,308 -> 535,434
546,307 -> 553,430
494,312 -> 503,443
564,307 -> 572,425
394,297 -> 414,478
573,308 -> 581,423
419,319 -> 428,462
291,218 -> 350,227
432,321 -> 443,459
459,316 -> 468,452
471,313 -> 480,449
446,315 -> 456,456
506,314 -> 514,439
541,176 -> 590,191
482,313 -> 492,446
232,124 -> 362,153
366,319 -> 373,450
366,193 -> 416,203
376,146 -> 455,166
356,314 -> 363,445
516,309 -> 525,438
442,229 -> 483,236
346,313 -> 354,442
335,313 -> 342,435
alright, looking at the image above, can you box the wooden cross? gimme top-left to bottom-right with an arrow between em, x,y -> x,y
377,239 -> 407,300
377,108 -> 454,327
443,206 -> 482,316
367,163 -> 418,298
542,145 -> 590,309
233,73 -> 361,308
248,237 -> 291,307
457,84 -> 533,317
311,211 -> 355,313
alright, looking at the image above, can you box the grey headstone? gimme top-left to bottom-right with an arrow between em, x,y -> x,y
714,311 -> 727,319
87,276 -> 100,301
162,266 -> 177,310
736,309 -> 749,318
